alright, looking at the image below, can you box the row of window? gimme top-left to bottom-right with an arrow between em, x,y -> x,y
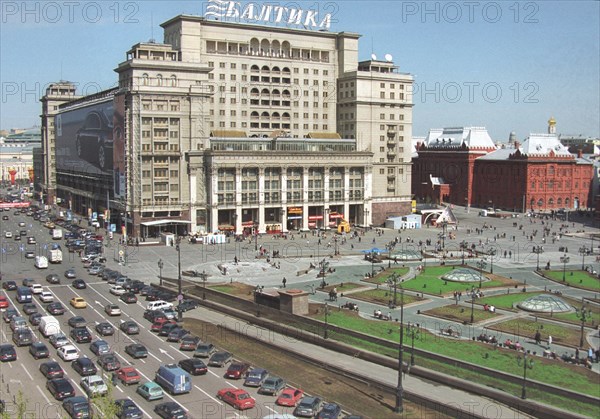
530,181 -> 587,190
217,190 -> 364,205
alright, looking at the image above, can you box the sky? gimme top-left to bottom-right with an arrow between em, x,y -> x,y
1,0 -> 599,140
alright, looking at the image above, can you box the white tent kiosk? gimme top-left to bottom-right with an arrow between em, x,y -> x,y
385,214 -> 422,229
434,206 -> 458,225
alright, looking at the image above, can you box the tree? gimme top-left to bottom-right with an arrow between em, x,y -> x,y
89,376 -> 121,418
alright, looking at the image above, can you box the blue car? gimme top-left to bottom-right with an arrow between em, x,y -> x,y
317,402 -> 343,419
136,381 -> 164,401
244,368 -> 269,387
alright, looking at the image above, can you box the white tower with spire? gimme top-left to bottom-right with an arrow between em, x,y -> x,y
548,116 -> 556,134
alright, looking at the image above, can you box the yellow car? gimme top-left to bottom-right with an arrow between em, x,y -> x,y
70,297 -> 87,309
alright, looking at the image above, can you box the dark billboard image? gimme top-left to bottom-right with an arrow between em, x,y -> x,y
113,93 -> 127,199
55,100 -> 114,175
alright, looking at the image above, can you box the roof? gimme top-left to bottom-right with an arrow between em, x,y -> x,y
520,133 -> 571,156
423,127 -> 496,150
306,132 -> 341,139
210,130 -> 247,138
140,220 -> 191,226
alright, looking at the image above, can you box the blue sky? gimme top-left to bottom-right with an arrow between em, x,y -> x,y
1,0 -> 598,140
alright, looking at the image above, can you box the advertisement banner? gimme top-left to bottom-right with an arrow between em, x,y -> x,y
113,93 -> 127,199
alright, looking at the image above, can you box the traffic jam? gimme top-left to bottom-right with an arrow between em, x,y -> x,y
0,204 -> 347,419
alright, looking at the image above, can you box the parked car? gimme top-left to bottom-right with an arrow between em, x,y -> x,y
317,403 -> 343,419
39,361 -> 64,379
29,312 -> 43,326
81,375 -> 108,397
0,296 -> 8,309
194,342 -> 216,358
104,304 -> 121,316
68,316 -> 87,328
120,292 -> 137,304
29,342 -> 50,359
167,328 -> 190,342
90,339 -> 111,356
114,398 -> 143,419
2,280 -> 17,291
125,344 -> 148,359
178,358 -> 208,376
116,367 -> 141,385
225,362 -> 251,380
293,396 -> 323,418
217,388 -> 256,410
72,279 -> 86,289
64,269 -> 77,279
277,388 -> 304,407
62,396 -> 90,419
70,297 -> 87,309
179,335 -> 201,351
136,381 -> 164,401
244,368 -> 269,387
120,320 -> 140,335
46,274 -> 60,284
47,302 -> 66,315
72,357 -> 98,377
46,378 -> 76,400
22,303 -> 38,315
152,318 -> 176,333
177,299 -> 199,312
39,291 -> 54,303
259,376 -> 286,396
57,344 -> 79,361
3,308 -> 19,323
49,333 -> 70,349
95,322 -> 115,336
110,285 -> 126,296
208,351 -> 233,367
13,329 -> 34,347
97,353 -> 121,371
154,402 -> 188,419
30,284 -> 43,294
70,327 -> 92,344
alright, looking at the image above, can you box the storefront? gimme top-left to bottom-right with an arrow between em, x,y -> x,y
287,206 -> 303,230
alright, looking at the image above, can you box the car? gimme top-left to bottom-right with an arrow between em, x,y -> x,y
40,361 -> 65,379
14,234 -> 20,241
10,315 -> 26,332
64,269 -> 77,279
2,280 -> 17,290
95,321 -> 115,336
194,342 -> 217,358
151,318 -> 176,333
178,358 -> 208,376
136,381 -> 164,401
0,295 -> 8,309
70,327 -> 92,343
277,387 -> 304,407
217,388 -> 256,410
90,339 -> 110,356
25,250 -> 35,259
98,353 -> 121,371
49,333 -> 70,348
27,237 -> 36,245
75,109 -> 114,171
125,344 -> 148,359
1,215 -> 7,220
47,302 -> 66,315
162,308 -> 178,320
208,351 -> 233,367
158,322 -> 180,337
120,292 -> 137,304
22,303 -> 37,315
68,316 -> 87,328
88,265 -> 103,275
120,320 -> 140,335
114,398 -> 143,419
72,357 -> 98,376
110,285 -> 126,296
39,291 -> 54,303
179,335 -> 201,351
72,279 -> 87,289
104,304 -> 121,316
13,329 -> 34,346
70,297 -> 87,309
116,367 -> 142,385
22,278 -> 36,287
225,362 -> 251,379
30,283 -> 43,294
81,375 -> 108,397
46,274 -> 60,284
144,310 -> 166,323
29,312 -> 43,326
3,307 -> 18,323
58,344 -> 79,361
4,231 -> 12,238
63,396 -> 90,419
47,378 -> 76,401
167,328 -> 190,342
177,299 -> 199,312
244,368 -> 269,387
259,376 -> 286,396
140,285 -> 153,296
294,396 -> 323,418
317,402 -> 343,419
154,401 -> 188,419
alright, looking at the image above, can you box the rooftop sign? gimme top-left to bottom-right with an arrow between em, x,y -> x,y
204,0 -> 332,30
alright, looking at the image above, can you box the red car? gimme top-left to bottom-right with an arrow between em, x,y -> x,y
116,366 -> 141,385
0,296 -> 9,309
224,362 -> 251,379
151,318 -> 176,333
217,388 -> 255,410
277,387 -> 304,407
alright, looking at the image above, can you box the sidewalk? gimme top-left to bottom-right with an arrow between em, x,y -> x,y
186,305 -> 532,419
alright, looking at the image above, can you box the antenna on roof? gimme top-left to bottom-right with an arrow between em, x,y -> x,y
150,12 -> 154,43
385,53 -> 393,62
371,53 -> 377,61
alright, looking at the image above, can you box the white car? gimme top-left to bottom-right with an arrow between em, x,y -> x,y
30,284 -> 43,294
109,285 -> 126,296
39,291 -> 54,303
57,344 -> 79,361
81,375 -> 108,397
4,231 -> 12,238
18,222 -> 25,227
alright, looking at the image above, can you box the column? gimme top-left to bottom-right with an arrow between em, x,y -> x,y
302,167 -> 309,231
258,167 -> 265,233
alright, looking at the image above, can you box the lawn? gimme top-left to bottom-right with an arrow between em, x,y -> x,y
351,288 -> 422,307
478,292 -> 543,311
208,283 -> 255,298
423,304 -> 501,324
362,267 -> 410,284
323,282 -> 366,293
544,270 -> 600,292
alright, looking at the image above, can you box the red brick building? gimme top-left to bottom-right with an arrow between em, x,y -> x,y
412,126 -> 594,212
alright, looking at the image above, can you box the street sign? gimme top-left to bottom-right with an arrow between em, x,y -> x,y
177,294 -> 184,302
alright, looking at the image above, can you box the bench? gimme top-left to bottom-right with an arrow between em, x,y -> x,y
439,328 -> 461,338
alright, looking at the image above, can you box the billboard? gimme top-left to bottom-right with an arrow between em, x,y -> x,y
113,93 -> 127,199
55,100 -> 114,176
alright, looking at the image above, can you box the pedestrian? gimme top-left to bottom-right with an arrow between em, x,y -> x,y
534,330 -> 541,345
588,347 -> 593,361
548,335 -> 552,349
282,277 -> 287,288
575,348 -> 580,360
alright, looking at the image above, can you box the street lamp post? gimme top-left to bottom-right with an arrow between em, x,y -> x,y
470,286 -> 476,324
371,250 -> 376,278
175,237 -> 182,322
517,352 -> 534,399
579,246 -> 588,271
157,259 -> 164,286
460,241 -> 467,265
532,245 -> 544,271
560,254 -> 570,282
324,302 -> 329,339
576,301 -> 591,348
488,248 -> 496,274
476,259 -> 487,288
394,285 -> 405,413
407,322 -> 420,366
387,273 -> 399,308
254,220 -> 259,251
439,221 -> 447,250
200,270 -> 208,300
255,285 -> 264,317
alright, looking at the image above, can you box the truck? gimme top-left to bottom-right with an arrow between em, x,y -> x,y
48,248 -> 62,264
154,364 -> 191,395
39,316 -> 61,337
35,256 -> 48,269
52,229 -> 63,240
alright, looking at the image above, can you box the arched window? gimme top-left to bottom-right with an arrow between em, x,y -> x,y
548,198 -> 554,206
261,65 -> 270,72
537,198 -> 544,208
142,73 -> 149,86
156,74 -> 163,86
557,197 -> 562,206
261,88 -> 270,97
251,65 -> 260,72
565,197 -> 570,207
261,111 -> 270,118
170,75 -> 177,87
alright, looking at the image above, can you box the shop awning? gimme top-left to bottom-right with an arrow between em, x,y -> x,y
140,220 -> 191,226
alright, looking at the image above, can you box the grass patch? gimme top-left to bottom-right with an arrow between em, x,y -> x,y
487,318 -> 590,350
478,292 -> 543,311
362,267 -> 410,284
323,282 -> 365,293
544,270 -> 600,292
423,304 -> 501,324
208,282 -> 254,299
351,289 -> 422,307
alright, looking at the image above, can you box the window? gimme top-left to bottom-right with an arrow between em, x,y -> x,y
380,83 -> 385,88
380,169 -> 385,174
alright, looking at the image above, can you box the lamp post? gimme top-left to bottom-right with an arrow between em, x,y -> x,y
387,273 -> 399,308
579,246 -> 588,271
576,301 -> 591,348
157,259 -> 164,286
407,322 -> 420,366
460,241 -> 467,265
324,302 -> 329,339
200,270 -> 208,300
255,285 -> 264,317
470,286 -> 476,324
532,245 -> 544,271
232,213 -> 238,235
517,352 -> 534,399
439,221 -> 447,250
394,285 -> 405,413
175,237 -> 182,322
560,254 -> 570,282
488,248 -> 496,274
254,220 -> 259,251
371,250 -> 376,278
476,259 -> 487,288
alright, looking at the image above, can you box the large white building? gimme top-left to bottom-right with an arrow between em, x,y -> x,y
41,12 -> 414,236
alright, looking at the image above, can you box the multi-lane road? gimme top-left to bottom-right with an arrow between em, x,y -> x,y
0,209 -> 299,419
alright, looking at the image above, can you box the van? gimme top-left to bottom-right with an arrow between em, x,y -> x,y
35,256 -> 49,269
10,316 -> 27,332
39,316 -> 61,337
154,364 -> 191,395
146,301 -> 173,312
16,286 -> 33,303
52,229 -> 63,240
